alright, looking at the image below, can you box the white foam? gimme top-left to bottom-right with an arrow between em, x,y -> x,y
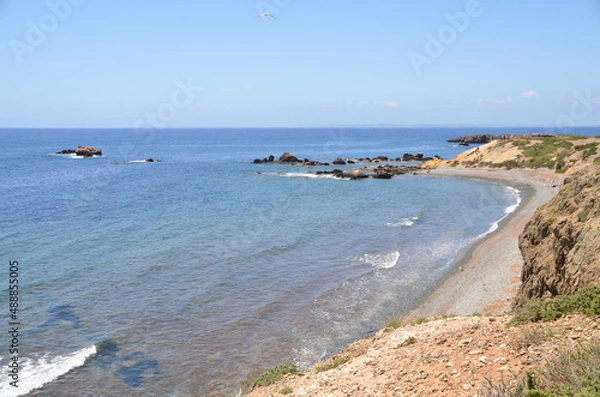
358,251 -> 400,269
0,345 -> 97,397
264,172 -> 341,180
386,216 -> 419,228
477,186 -> 522,239
504,186 -> 522,215
128,160 -> 148,163
53,153 -> 84,159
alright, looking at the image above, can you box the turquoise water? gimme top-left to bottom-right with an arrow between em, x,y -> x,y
0,128 -> 596,396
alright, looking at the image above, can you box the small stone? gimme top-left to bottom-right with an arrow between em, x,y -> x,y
462,384 -> 472,391
458,338 -> 473,346
468,350 -> 482,355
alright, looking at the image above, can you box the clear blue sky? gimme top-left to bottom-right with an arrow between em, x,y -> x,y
1,0 -> 599,128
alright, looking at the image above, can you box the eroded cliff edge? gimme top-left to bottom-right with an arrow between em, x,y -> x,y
516,162 -> 600,305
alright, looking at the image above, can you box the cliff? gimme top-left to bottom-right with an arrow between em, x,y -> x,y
515,163 -> 600,305
446,134 -> 600,305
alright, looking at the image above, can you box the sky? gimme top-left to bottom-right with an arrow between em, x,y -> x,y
1,0 -> 599,128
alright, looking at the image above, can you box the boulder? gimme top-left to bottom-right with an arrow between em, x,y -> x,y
57,146 -> 102,157
332,158 -> 347,165
344,169 -> 368,180
253,155 -> 276,164
278,152 -> 301,163
75,146 -> 102,157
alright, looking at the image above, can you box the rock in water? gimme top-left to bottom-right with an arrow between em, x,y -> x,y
57,146 -> 103,157
278,152 -> 300,163
447,134 -> 496,144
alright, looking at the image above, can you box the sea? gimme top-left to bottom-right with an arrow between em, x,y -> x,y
0,127 -> 598,397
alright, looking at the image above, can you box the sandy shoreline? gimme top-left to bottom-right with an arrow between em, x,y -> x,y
403,166 -> 562,321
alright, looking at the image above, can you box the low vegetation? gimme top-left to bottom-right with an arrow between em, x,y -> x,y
314,358 -> 348,373
481,341 -> 600,397
458,135 -> 600,172
386,317 -> 403,329
399,336 -> 416,347
252,365 -> 300,388
509,286 -> 600,327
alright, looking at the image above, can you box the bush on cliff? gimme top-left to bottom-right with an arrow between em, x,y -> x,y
252,365 -> 299,388
509,286 -> 600,327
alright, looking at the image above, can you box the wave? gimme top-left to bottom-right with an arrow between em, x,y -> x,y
260,172 -> 342,180
504,186 -> 522,215
52,153 -> 85,159
386,216 -> 419,228
358,251 -> 400,269
477,186 -> 522,239
0,345 -> 97,397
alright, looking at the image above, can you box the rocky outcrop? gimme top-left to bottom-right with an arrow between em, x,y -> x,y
57,146 -> 102,157
447,134 -> 497,144
311,165 -> 419,180
516,164 -> 600,306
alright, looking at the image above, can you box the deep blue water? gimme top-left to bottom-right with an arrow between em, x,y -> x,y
0,127 -> 598,396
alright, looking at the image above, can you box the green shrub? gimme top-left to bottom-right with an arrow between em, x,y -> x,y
253,365 -> 299,388
521,137 -> 574,169
510,286 -> 600,327
481,342 -> 600,396
315,358 -> 347,373
534,341 -> 600,396
280,386 -> 293,394
512,139 -> 531,147
386,317 -> 402,329
575,143 -> 599,159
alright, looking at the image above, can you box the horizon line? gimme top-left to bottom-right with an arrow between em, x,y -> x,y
1,125 -> 600,130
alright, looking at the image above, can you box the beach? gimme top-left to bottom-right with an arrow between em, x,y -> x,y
404,167 -> 562,320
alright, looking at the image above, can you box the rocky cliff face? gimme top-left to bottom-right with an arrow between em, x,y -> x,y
516,163 -> 600,306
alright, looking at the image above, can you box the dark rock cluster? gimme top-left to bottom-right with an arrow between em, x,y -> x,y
253,152 -> 439,166
447,134 -> 497,144
253,152 -> 438,180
